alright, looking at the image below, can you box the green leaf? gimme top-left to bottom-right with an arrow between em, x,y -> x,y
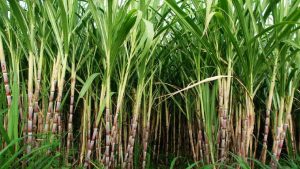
57,0 -> 69,54
78,73 -> 100,99
45,1 -> 63,54
165,0 -> 212,52
170,156 -> 180,169
8,0 -> 30,50
7,71 -> 19,146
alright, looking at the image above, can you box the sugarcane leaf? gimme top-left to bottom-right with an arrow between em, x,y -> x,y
203,0 -> 215,36
8,0 -> 30,50
7,71 -> 19,147
78,73 -> 100,99
57,0 -> 69,53
203,12 -> 216,36
112,10 -> 138,57
165,0 -> 211,52
185,161 -> 200,169
233,0 -> 250,42
215,12 -> 242,58
45,0 -> 63,54
170,156 -> 181,169
230,153 -> 251,169
263,0 -> 280,21
249,21 -> 300,44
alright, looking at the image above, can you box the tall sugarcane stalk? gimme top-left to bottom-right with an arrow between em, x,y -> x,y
44,60 -> 58,133
123,87 -> 142,168
27,53 -> 34,153
80,94 -> 89,165
165,101 -> 171,162
241,106 -> 247,159
109,50 -> 134,167
84,85 -> 106,167
272,87 -> 295,168
153,97 -> 161,159
142,78 -> 153,169
185,92 -> 197,162
33,55 -> 42,138
270,97 -> 285,169
51,56 -> 67,136
104,76 -> 111,168
197,127 -> 204,162
218,78 -> 224,158
0,36 -> 11,146
0,37 -> 11,108
67,67 -> 76,160
261,54 -> 279,163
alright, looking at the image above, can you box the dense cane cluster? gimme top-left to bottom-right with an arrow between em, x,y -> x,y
0,0 -> 300,169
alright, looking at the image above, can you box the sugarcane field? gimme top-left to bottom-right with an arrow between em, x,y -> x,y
0,0 -> 300,168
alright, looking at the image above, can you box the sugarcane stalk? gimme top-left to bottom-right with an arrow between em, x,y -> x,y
96,123 -> 103,161
33,56 -> 42,139
44,60 -> 58,133
0,36 -> 11,149
241,107 -> 247,159
288,117 -> 296,157
275,88 -> 295,164
142,121 -> 150,169
142,81 -> 153,169
84,85 -> 105,167
219,79 -> 225,160
204,132 -> 210,163
235,105 -> 242,156
85,125 -> 98,167
188,122 -> 197,162
252,113 -> 261,168
102,73 -> 112,168
173,111 -> 176,155
270,97 -> 285,169
123,115 -> 136,168
0,37 -> 11,108
104,108 -> 111,167
165,102 -> 170,163
67,70 -> 76,159
177,111 -> 181,156
219,64 -> 232,161
157,107 -> 162,162
245,95 -> 255,159
198,128 -> 204,162
52,56 -> 66,136
123,89 -> 142,169
276,124 -> 288,160
51,80 -> 61,134
109,53 -> 133,167
270,126 -> 281,169
153,98 -> 161,158
86,98 -> 92,163
27,52 -> 34,154
109,100 -> 124,168
80,96 -> 89,165
118,126 -> 123,165
261,54 -> 278,163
